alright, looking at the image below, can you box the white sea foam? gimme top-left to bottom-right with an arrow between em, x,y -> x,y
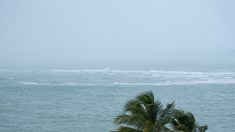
112,80 -> 235,86
49,69 -> 112,73
47,69 -> 235,75
19,82 -> 100,86
20,80 -> 235,86
16,69 -> 235,86
20,82 -> 40,85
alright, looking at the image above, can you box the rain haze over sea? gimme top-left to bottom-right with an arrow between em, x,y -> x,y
1,0 -> 235,132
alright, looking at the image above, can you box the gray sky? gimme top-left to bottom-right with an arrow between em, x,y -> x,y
0,0 -> 235,68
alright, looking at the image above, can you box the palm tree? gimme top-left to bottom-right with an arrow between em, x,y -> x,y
113,91 -> 175,132
171,110 -> 208,132
171,110 -> 196,132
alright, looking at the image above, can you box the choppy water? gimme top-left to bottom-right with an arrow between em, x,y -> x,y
0,69 -> 235,132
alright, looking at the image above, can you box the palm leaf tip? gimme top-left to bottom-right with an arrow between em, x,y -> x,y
114,126 -> 143,132
113,114 -> 145,129
136,91 -> 155,104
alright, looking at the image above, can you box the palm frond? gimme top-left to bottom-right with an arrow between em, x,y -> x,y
136,91 -> 154,105
113,114 -> 146,130
113,126 -> 143,132
198,125 -> 208,132
158,101 -> 175,125
152,100 -> 163,120
171,109 -> 198,132
124,99 -> 147,117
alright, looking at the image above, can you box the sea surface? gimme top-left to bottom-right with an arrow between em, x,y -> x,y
0,68 -> 235,132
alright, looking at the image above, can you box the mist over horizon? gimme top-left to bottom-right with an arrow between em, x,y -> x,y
1,0 -> 235,70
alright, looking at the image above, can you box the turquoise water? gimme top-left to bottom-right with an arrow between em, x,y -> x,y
0,69 -> 235,132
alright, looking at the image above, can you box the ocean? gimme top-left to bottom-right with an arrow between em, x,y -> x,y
0,68 -> 235,132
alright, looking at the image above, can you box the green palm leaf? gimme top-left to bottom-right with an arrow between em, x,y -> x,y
114,114 -> 146,130
113,126 -> 143,132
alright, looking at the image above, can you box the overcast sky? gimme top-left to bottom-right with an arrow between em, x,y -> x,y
0,0 -> 235,68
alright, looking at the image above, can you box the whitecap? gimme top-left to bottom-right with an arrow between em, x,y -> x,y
20,82 -> 40,85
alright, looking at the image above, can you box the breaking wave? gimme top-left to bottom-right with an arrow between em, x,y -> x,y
19,82 -> 98,86
20,80 -> 235,86
9,69 -> 235,86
